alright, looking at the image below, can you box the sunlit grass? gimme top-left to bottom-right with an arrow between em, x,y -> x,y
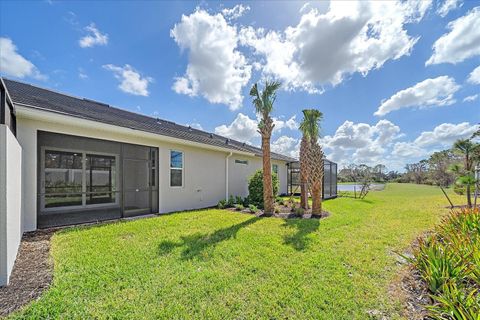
10,184 -> 464,319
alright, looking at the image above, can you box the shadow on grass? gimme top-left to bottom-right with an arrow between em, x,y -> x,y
282,219 -> 320,251
158,216 -> 260,260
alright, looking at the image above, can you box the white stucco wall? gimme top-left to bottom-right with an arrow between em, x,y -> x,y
15,109 -> 291,230
0,124 -> 22,286
228,156 -> 288,199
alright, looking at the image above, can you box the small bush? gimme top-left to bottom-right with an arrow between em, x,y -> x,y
453,184 -> 466,195
235,196 -> 243,205
294,207 -> 305,216
408,207 -> 480,318
242,196 -> 250,207
274,207 -> 280,214
235,204 -> 244,211
248,204 -> 258,213
217,199 -> 226,209
227,195 -> 235,208
247,170 -> 279,208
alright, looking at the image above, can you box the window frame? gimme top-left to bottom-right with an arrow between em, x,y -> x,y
169,149 -> 184,188
40,146 -> 120,212
272,164 -> 279,175
235,159 -> 249,165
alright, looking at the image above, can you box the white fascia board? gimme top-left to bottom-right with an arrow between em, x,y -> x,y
14,104 -> 256,157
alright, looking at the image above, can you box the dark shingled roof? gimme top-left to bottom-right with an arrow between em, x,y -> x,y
3,78 -> 296,162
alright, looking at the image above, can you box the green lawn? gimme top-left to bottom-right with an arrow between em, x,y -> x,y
10,184 -> 464,319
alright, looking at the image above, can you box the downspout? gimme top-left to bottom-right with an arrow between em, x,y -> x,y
225,152 -> 233,200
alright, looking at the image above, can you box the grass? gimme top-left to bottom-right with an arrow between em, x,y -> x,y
10,184 -> 464,319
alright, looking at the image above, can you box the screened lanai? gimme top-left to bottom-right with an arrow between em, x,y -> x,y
286,159 -> 338,199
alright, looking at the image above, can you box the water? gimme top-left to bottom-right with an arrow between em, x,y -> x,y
337,184 -> 385,192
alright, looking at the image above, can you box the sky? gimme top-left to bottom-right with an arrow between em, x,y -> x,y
0,0 -> 478,171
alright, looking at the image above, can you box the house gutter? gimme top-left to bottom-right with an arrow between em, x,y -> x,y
225,152 -> 233,200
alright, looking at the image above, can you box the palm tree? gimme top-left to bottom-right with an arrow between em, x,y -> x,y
249,80 -> 281,215
453,139 -> 480,207
299,134 -> 310,210
300,109 -> 324,215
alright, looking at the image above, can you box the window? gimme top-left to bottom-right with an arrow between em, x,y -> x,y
86,154 -> 116,205
235,159 -> 248,165
170,150 -> 183,187
272,164 -> 278,175
42,149 -> 118,209
44,150 -> 83,208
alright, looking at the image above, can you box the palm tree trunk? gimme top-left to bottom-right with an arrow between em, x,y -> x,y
311,181 -> 322,215
467,184 -> 472,208
300,136 -> 309,210
262,135 -> 274,215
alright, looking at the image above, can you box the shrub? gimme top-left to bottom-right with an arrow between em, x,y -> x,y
294,207 -> 305,216
217,199 -> 226,209
453,184 -> 466,195
248,204 -> 258,213
235,196 -> 243,205
242,196 -> 250,207
248,170 -> 279,208
408,207 -> 480,318
274,207 -> 280,214
227,195 -> 236,208
235,204 -> 244,211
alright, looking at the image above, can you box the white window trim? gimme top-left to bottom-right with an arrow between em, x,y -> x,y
169,149 -> 184,188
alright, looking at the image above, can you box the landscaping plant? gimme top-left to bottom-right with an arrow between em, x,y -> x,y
247,170 -> 279,209
249,80 -> 282,215
409,207 -> 480,319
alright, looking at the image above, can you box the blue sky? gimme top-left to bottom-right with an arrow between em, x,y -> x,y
0,0 -> 478,171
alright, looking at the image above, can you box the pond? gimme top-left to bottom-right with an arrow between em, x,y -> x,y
337,184 -> 386,192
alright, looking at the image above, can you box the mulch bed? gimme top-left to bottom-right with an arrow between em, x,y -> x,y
389,237 -> 432,320
0,229 -> 54,317
226,201 -> 330,219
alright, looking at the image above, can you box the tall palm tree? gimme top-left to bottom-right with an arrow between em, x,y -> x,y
300,109 -> 324,215
453,139 -> 480,207
299,134 -> 310,210
250,80 -> 281,215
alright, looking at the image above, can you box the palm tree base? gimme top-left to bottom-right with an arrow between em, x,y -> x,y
259,212 -> 274,217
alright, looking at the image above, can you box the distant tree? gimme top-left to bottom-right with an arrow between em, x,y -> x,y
427,150 -> 458,187
249,81 -> 281,215
404,160 -> 428,184
452,139 -> 480,207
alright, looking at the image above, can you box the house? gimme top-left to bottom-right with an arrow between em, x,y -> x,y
0,78 -> 297,285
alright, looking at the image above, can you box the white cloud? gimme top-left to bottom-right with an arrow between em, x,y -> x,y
78,67 -> 88,79
214,113 -> 298,143
0,37 -> 46,80
437,0 -> 463,17
103,64 -> 153,96
463,94 -> 478,102
214,113 -> 259,143
240,0 -> 430,92
271,136 -> 300,158
189,122 -> 203,130
426,7 -> 480,65
79,23 -> 108,48
374,76 -> 460,116
321,119 -> 402,166
413,122 -> 478,147
391,122 -> 478,164
171,9 -> 251,110
467,65 -> 480,85
221,4 -> 250,20
392,142 -> 427,158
